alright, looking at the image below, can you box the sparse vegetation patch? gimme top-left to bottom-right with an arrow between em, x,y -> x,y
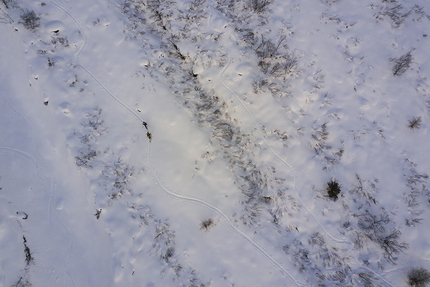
408,116 -> 422,130
408,268 -> 430,287
391,51 -> 413,76
200,218 -> 214,231
19,9 -> 40,30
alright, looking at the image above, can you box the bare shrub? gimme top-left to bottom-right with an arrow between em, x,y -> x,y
51,35 -> 69,47
356,209 -> 408,263
252,77 -> 268,94
152,219 -> 176,263
75,149 -> 97,167
285,240 -> 312,273
11,276 -> 32,287
357,210 -> 390,238
391,51 -> 413,76
0,6 -> 13,24
377,229 -> 408,264
1,0 -> 15,9
75,107 -> 106,167
377,3 -> 412,28
103,157 -> 134,200
20,9 -> 40,30
200,218 -> 214,231
403,159 -> 428,227
349,174 -> 378,206
310,122 -> 343,170
408,116 -> 422,130
146,0 -> 175,33
353,272 -> 379,287
321,0 -> 340,4
255,35 -> 285,60
408,268 -> 430,287
247,0 -> 273,14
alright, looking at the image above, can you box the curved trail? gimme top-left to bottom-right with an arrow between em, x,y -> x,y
3,70 -> 74,280
51,1 -> 304,285
52,1 -> 142,122
148,142 -> 304,286
25,2 -> 395,286
54,213 -> 76,287
1,36 -> 77,284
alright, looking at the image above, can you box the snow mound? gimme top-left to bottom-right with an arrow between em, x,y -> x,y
44,20 -> 65,32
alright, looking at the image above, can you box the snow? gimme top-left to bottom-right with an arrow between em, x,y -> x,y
0,21 -> 113,286
1,0 -> 430,286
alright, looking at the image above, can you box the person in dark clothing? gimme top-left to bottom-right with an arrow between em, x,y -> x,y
143,121 -> 152,141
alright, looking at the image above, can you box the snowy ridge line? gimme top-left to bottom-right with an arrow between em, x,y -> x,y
217,60 -> 350,246
51,0 -> 143,123
147,142 -> 306,287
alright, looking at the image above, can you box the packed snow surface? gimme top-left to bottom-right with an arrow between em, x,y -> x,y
1,0 -> 430,286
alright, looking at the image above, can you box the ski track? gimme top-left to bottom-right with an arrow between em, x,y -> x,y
52,1 -> 142,123
14,2 -> 398,286
4,65 -> 52,238
51,1 -> 305,285
353,264 -> 397,287
1,53 -> 77,285
4,1 -> 420,286
48,2 -> 406,286
0,147 -> 76,287
54,212 -> 77,287
147,142 -> 305,287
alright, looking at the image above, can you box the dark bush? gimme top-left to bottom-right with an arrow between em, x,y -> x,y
327,179 -> 341,200
408,116 -> 422,130
247,0 -> 273,14
408,268 -> 430,287
200,218 -> 214,231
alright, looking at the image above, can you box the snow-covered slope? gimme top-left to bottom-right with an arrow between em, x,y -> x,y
0,21 -> 113,286
1,0 -> 430,286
